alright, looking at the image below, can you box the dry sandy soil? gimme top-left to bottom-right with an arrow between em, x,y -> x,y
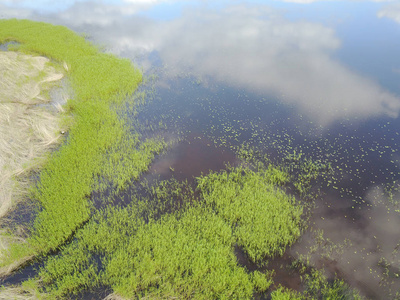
0,50 -> 67,246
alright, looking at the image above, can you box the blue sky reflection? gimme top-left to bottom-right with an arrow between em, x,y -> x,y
1,0 -> 399,125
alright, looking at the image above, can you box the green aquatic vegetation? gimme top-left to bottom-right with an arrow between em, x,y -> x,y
236,142 -> 260,162
271,286 -> 303,299
384,180 -> 400,209
236,143 -> 331,200
307,229 -> 352,260
0,19 -> 166,273
378,256 -> 400,293
0,278 -> 43,300
37,202 -> 272,299
145,178 -> 196,218
282,152 -> 333,199
1,20 -> 310,297
94,134 -> 167,194
303,269 -> 363,300
289,230 -> 363,299
29,126 -> 164,254
35,163 -> 298,298
104,206 -> 257,299
251,270 -> 274,292
0,20 -> 140,103
38,205 -> 146,297
197,165 -> 303,263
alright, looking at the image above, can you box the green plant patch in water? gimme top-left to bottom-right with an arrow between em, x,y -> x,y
104,206 -> 259,299
197,165 -> 303,263
37,203 -> 273,299
271,287 -> 303,300
35,163 -> 303,298
269,271 -> 363,300
38,205 -> 145,297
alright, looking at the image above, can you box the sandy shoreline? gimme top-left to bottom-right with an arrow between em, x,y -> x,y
0,51 -> 67,220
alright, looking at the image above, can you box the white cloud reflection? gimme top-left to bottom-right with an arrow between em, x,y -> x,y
54,2 -> 143,26
150,6 -> 400,124
277,0 -> 394,3
1,1 -> 399,125
290,186 -> 400,298
378,3 -> 400,23
0,5 -> 30,18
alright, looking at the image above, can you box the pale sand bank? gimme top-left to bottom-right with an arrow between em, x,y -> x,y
0,51 -> 67,222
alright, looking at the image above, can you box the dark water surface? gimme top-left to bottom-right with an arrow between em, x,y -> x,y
2,1 -> 400,298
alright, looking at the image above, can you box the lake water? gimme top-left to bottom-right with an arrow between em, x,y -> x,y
2,1 -> 400,298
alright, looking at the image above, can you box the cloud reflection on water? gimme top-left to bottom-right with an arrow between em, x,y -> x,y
1,1 -> 399,125
154,6 -> 400,124
275,0 -> 393,3
291,186 -> 400,299
378,3 -> 400,24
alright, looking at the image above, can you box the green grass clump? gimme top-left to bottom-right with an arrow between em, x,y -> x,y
36,163 -> 299,298
271,287 -> 303,299
304,269 -> 363,300
197,165 -> 303,263
0,19 -> 140,103
104,206 -> 254,299
0,19 -> 166,268
37,202 -> 272,299
38,205 -> 145,297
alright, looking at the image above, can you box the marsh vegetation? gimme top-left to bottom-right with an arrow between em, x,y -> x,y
0,15 -> 396,300
0,19 -> 164,280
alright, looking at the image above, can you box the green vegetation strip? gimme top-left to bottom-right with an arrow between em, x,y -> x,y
0,19 -> 165,266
